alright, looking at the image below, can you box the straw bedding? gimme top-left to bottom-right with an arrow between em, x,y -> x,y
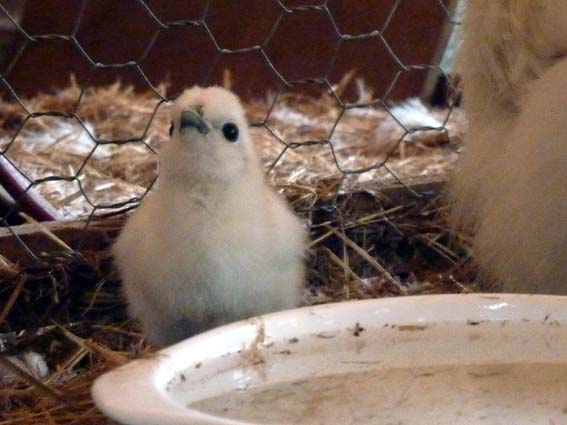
0,78 -> 475,424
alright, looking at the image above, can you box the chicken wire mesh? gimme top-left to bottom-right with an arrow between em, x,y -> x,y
0,2 -> 470,418
0,0 -> 467,323
0,2 -> 468,309
0,1 -> 462,234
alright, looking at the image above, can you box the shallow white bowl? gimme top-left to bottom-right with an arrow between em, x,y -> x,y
92,294 -> 567,425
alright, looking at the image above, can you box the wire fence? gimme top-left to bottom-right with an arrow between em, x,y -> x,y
0,0 -> 464,332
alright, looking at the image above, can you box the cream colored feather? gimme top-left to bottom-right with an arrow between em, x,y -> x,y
451,0 -> 567,293
113,86 -> 305,346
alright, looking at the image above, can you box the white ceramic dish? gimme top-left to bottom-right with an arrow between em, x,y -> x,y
92,294 -> 567,425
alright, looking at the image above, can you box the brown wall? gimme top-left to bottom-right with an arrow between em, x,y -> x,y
1,0 -> 455,102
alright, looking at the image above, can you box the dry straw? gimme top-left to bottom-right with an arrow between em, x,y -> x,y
0,77 -> 475,424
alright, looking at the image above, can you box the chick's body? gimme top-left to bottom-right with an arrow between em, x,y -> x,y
451,1 -> 567,294
113,87 -> 304,346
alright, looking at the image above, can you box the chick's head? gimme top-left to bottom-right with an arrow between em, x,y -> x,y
165,86 -> 259,183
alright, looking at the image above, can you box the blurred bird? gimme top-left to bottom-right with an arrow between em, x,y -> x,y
450,0 -> 567,293
113,86 -> 305,346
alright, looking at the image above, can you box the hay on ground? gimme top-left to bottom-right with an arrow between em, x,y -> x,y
0,77 -> 474,424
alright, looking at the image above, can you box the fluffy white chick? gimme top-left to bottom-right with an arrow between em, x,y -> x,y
113,86 -> 305,346
450,0 -> 567,293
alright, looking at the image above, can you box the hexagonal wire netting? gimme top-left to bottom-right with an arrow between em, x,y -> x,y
0,1 -> 463,288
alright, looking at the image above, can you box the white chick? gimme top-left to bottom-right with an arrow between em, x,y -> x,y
450,0 -> 567,293
113,86 -> 305,346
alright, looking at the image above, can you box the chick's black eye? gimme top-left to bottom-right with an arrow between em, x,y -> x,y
222,122 -> 239,142
169,122 -> 175,137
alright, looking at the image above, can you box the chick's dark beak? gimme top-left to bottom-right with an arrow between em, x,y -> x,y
180,108 -> 210,134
